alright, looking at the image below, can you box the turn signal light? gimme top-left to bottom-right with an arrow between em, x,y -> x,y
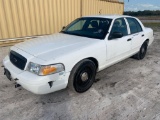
42,66 -> 57,75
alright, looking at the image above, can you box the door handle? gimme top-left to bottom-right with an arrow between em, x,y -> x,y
142,34 -> 144,37
127,38 -> 132,41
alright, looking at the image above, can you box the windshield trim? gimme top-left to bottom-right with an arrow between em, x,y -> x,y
60,31 -> 107,39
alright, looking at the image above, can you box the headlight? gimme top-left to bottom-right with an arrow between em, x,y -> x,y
27,62 -> 65,76
28,62 -> 41,75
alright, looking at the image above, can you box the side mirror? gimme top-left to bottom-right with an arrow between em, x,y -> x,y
62,26 -> 66,30
109,32 -> 123,40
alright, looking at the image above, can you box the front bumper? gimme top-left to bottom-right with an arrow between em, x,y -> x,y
3,56 -> 70,94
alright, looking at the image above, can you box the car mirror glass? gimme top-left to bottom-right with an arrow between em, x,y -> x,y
62,26 -> 66,30
110,32 -> 123,40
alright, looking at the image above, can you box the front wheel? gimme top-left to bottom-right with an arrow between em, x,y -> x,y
133,42 -> 148,60
68,59 -> 96,93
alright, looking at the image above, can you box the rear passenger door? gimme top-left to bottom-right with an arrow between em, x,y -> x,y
126,18 -> 144,51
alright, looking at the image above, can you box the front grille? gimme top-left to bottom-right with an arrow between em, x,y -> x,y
10,50 -> 27,70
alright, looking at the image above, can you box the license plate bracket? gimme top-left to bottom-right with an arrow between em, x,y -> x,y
4,68 -> 12,81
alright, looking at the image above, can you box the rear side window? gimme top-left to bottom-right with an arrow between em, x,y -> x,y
126,18 -> 143,34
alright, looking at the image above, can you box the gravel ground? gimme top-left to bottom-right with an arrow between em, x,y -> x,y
0,32 -> 160,120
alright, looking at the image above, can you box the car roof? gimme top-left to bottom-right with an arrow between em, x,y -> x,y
82,14 -> 133,19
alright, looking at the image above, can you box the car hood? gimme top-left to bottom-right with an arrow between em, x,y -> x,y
15,33 -> 99,61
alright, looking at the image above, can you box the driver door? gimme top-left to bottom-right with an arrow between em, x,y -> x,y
106,18 -> 132,62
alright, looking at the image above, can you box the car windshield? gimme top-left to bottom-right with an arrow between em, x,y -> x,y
61,17 -> 112,39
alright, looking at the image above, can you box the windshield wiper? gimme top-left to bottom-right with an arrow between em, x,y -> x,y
61,31 -> 101,39
60,31 -> 68,34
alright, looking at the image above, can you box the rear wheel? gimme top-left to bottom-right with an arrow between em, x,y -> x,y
133,42 -> 148,60
68,59 -> 96,93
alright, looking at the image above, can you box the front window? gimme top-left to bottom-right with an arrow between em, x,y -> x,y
110,18 -> 128,37
61,17 -> 112,39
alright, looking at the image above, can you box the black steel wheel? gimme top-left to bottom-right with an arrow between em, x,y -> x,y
133,42 -> 148,60
68,59 -> 96,93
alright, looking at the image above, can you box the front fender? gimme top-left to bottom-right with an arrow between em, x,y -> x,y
55,41 -> 107,73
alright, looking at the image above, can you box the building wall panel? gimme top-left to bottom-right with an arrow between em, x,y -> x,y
34,0 -> 42,35
23,0 -> 32,36
3,0 -> 16,38
48,0 -> 54,34
28,0 -> 37,36
82,0 -> 124,16
0,0 -> 9,39
0,25 -> 2,39
16,0 -> 27,37
39,0 -> 46,35
45,0 -> 51,34
10,0 -> 19,38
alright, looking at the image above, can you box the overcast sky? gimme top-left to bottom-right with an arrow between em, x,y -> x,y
124,0 -> 160,11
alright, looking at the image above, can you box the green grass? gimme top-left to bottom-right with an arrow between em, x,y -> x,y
138,16 -> 160,20
143,22 -> 160,27
143,22 -> 160,31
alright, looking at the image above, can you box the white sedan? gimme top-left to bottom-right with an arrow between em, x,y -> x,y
3,15 -> 154,94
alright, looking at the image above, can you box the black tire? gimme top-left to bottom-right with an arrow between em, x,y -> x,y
68,59 -> 97,93
133,42 -> 148,60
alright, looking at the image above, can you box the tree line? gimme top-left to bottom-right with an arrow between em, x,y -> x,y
124,10 -> 160,16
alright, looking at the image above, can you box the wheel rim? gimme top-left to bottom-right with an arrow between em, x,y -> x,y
81,72 -> 89,82
140,45 -> 147,59
141,47 -> 145,54
74,66 -> 94,91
